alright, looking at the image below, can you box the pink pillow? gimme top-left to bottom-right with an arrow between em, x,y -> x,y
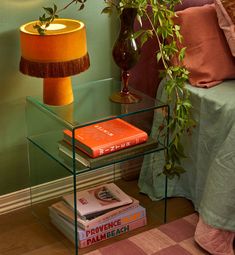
174,4 -> 235,87
214,0 -> 235,56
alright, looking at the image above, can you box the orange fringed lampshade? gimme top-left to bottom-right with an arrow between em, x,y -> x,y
19,18 -> 90,106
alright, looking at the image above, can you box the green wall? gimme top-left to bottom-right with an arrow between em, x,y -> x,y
0,0 -> 119,195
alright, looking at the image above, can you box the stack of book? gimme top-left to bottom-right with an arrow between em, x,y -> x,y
49,183 -> 147,248
58,118 -> 158,168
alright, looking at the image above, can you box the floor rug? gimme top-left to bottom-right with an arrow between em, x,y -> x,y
84,213 -> 210,255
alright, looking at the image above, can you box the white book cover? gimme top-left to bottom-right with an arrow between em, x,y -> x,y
63,183 -> 133,219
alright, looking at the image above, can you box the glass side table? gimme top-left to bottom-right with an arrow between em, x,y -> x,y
25,78 -> 169,255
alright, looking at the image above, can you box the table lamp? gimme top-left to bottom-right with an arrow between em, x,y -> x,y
19,18 -> 90,106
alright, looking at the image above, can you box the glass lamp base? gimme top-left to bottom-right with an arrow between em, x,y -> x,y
110,91 -> 142,104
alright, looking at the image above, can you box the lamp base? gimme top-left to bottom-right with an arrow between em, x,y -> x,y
109,91 -> 141,104
43,77 -> 74,106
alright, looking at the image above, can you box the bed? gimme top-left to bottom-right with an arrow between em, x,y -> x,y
136,1 -> 235,254
138,79 -> 235,254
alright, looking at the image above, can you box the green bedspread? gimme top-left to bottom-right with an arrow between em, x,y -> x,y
138,80 -> 235,231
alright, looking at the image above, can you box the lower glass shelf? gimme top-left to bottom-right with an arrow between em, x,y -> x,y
29,177 -> 168,255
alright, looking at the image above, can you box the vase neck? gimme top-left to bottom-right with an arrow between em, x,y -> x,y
119,8 -> 137,32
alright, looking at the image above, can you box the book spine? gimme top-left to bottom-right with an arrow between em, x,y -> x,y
79,217 -> 147,248
91,133 -> 148,158
58,146 -> 90,167
78,206 -> 146,240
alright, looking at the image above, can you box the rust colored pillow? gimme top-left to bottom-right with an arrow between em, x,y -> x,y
214,0 -> 235,56
174,4 -> 235,87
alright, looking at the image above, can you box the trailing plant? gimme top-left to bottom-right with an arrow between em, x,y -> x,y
34,0 -> 87,35
34,0 -> 195,179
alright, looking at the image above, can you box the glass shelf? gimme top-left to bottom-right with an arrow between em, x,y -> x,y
27,131 -> 166,175
27,78 -> 167,128
26,78 -> 168,175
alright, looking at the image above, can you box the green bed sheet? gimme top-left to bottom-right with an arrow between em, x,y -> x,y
138,80 -> 235,231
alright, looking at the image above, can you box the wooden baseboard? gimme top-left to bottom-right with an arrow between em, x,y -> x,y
0,166 -> 122,215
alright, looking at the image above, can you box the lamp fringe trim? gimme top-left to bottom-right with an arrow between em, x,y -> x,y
19,53 -> 90,78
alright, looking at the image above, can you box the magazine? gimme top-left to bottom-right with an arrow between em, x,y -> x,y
62,183 -> 133,219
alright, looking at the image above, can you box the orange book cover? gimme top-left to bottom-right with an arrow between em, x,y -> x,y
63,118 -> 148,158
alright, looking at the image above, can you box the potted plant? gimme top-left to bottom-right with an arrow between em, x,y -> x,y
34,0 -> 195,179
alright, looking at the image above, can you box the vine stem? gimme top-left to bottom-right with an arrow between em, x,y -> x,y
143,9 -> 180,102
144,10 -> 169,73
143,5 -> 186,164
58,0 -> 78,13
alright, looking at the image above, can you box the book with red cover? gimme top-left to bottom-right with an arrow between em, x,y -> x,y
63,118 -> 148,158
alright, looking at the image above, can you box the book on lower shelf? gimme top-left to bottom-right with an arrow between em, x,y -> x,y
50,196 -> 139,230
63,118 -> 148,158
49,202 -> 147,248
49,183 -> 147,248
58,137 -> 158,168
62,183 -> 133,220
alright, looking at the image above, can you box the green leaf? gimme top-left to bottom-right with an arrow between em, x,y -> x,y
136,14 -> 142,27
146,29 -> 153,37
45,17 -> 52,22
174,165 -> 186,174
177,143 -> 187,158
133,29 -> 145,39
140,32 -> 148,47
165,163 -> 172,170
156,51 -> 162,62
79,3 -> 85,10
179,47 -> 186,62
101,6 -> 112,14
182,99 -> 192,108
53,4 -> 57,13
33,24 -> 45,35
43,7 -> 54,15
174,24 -> 180,31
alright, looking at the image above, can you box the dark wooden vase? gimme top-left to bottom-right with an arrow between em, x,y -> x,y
110,8 -> 141,104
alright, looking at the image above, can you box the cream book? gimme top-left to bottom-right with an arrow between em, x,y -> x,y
63,183 -> 133,219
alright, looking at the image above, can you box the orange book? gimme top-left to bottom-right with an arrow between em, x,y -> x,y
63,118 -> 148,158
